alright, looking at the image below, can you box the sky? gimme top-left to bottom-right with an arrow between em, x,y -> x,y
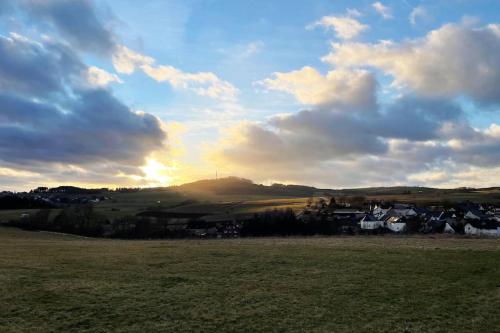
1,0 -> 500,191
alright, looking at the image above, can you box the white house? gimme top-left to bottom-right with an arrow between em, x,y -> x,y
385,216 -> 406,233
464,222 -> 500,237
360,214 -> 382,230
372,206 -> 389,219
444,223 -> 456,234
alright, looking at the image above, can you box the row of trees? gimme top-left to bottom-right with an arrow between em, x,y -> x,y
0,195 -> 55,210
10,205 -> 107,237
241,209 -> 340,236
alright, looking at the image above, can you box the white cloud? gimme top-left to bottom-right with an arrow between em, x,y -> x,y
112,45 -> 154,75
409,6 -> 429,26
323,23 -> 500,104
309,15 -> 368,40
86,66 -> 122,87
112,45 -> 238,101
258,66 -> 376,110
372,2 -> 393,19
238,41 -> 264,58
142,64 -> 239,101
346,8 -> 362,18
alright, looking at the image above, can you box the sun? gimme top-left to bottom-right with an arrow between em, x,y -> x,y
140,158 -> 175,186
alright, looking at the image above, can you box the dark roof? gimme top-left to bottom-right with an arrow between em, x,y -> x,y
361,214 -> 378,222
465,209 -> 487,219
466,219 -> 499,230
414,207 -> 429,215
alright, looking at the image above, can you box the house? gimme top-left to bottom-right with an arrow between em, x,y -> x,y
385,216 -> 407,233
360,214 -> 382,230
428,211 -> 445,221
382,208 -> 417,220
444,222 -> 457,234
464,209 -> 487,220
414,207 -> 429,218
422,219 -> 446,233
464,220 -> 499,236
372,206 -> 390,219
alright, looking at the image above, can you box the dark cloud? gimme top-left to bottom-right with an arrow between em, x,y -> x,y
270,109 -> 388,158
0,91 -> 165,165
0,33 -> 166,169
375,97 -> 464,141
21,0 -> 116,54
212,90 -> 500,187
0,33 -> 84,97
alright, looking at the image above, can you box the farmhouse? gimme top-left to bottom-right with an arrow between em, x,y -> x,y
444,222 -> 457,234
372,206 -> 389,219
464,220 -> 500,236
360,214 -> 382,230
385,216 -> 407,233
464,209 -> 486,220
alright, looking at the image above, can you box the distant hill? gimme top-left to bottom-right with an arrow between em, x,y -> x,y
171,177 -> 325,197
169,177 -> 500,203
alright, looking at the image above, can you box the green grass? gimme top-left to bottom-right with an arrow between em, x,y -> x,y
0,209 -> 62,224
93,191 -> 310,219
1,227 -> 499,332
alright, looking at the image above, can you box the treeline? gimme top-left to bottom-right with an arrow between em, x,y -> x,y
0,195 -> 56,210
241,209 -> 340,236
9,205 -> 107,237
7,207 -> 349,239
8,206 -> 196,239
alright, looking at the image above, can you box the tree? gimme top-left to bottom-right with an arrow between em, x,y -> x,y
328,197 -> 337,209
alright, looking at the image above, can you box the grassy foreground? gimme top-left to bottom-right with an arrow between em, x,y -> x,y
0,228 -> 499,332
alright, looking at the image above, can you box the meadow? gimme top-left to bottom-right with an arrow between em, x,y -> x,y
1,227 -> 499,332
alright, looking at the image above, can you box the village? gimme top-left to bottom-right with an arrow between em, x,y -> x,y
297,198 -> 500,237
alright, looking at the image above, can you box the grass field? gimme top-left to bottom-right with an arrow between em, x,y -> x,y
93,190 -> 310,220
1,227 -> 499,332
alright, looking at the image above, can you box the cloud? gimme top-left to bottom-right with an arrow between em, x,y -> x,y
409,6 -> 430,26
0,33 -> 83,97
372,2 -> 392,19
323,23 -> 500,105
21,0 -> 116,54
142,64 -> 239,101
113,45 -> 239,101
309,15 -> 368,40
346,8 -> 362,18
86,66 -> 122,87
11,1 -> 237,100
208,64 -> 500,188
210,112 -> 500,188
258,66 -> 377,111
237,41 -> 264,59
112,45 -> 154,74
0,33 -> 167,176
210,96 -> 464,167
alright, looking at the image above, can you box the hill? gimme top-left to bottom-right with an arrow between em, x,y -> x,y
171,177 -> 324,197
